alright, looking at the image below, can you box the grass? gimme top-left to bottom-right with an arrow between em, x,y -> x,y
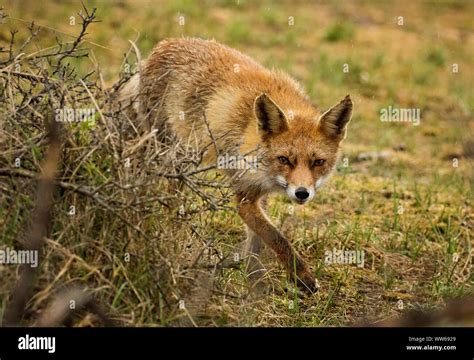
323,21 -> 355,42
0,0 -> 472,327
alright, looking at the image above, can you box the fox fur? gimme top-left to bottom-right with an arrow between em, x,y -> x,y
117,38 -> 353,292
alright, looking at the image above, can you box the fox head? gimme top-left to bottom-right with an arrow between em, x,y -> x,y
254,93 -> 353,204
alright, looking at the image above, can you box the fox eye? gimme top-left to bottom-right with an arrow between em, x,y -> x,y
313,159 -> 325,167
277,156 -> 290,165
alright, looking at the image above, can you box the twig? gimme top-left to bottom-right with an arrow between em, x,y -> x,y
2,116 -> 60,326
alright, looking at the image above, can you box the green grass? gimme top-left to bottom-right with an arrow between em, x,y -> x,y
323,21 -> 355,42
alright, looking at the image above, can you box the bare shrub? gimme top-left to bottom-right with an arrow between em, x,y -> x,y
0,5 -> 238,326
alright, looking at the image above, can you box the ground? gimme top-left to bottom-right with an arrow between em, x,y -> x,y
0,0 -> 472,326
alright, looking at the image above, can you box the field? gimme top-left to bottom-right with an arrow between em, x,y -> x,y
0,0 -> 472,327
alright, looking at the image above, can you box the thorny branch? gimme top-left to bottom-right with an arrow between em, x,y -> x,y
0,4 -> 235,326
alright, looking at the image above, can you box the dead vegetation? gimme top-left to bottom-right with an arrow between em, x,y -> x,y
0,5 -> 239,326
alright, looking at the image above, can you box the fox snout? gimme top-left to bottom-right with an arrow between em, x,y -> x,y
277,172 -> 330,205
275,175 -> 316,204
295,187 -> 311,200
286,184 -> 315,204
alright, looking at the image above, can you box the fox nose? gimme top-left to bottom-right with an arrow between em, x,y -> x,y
295,187 -> 310,200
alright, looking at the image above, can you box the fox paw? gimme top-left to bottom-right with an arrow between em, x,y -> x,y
296,272 -> 320,294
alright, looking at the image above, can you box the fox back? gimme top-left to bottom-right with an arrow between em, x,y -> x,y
118,38 -> 352,202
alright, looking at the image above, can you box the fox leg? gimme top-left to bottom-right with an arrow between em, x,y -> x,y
238,196 -> 318,293
243,226 -> 266,281
243,197 -> 267,282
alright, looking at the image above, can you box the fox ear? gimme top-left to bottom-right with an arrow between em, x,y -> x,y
254,93 -> 289,138
318,95 -> 353,139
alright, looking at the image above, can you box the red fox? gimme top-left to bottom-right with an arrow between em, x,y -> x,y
118,38 -> 353,293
